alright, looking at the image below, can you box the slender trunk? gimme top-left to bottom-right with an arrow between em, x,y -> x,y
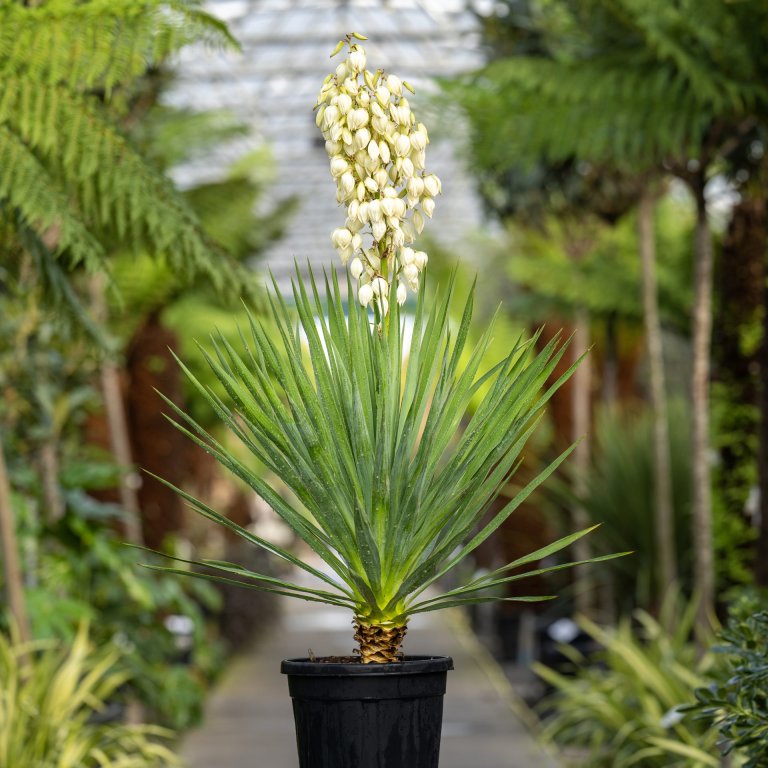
89,275 -> 144,546
38,439 -> 65,523
690,185 -> 715,640
638,190 -> 677,600
602,313 -> 618,408
757,253 -> 768,587
571,308 -> 593,615
0,436 -> 31,641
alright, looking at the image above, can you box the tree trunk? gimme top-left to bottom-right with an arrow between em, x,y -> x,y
89,275 -> 144,546
757,200 -> 768,585
571,308 -> 593,615
38,439 -> 65,523
0,436 -> 31,641
690,184 -> 715,639
638,190 -> 677,599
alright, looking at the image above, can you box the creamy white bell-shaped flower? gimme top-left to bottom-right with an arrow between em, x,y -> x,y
364,177 -> 378,193
357,201 -> 369,223
338,246 -> 353,264
403,264 -> 418,282
382,187 -> 398,199
410,131 -> 427,151
368,199 -> 383,222
381,197 -> 397,218
356,182 -> 366,201
358,90 -> 371,107
326,140 -> 341,156
371,219 -> 387,241
391,227 -> 405,247
347,200 -> 360,220
424,174 -> 441,197
329,122 -> 343,142
349,48 -> 366,72
355,128 -> 371,151
374,168 -> 389,190
407,176 -> 424,199
351,233 -> 363,251
401,157 -> 415,178
414,250 -> 428,269
323,105 -> 340,128
350,257 -> 364,279
375,86 -> 390,107
367,140 -> 380,161
358,283 -> 374,306
340,172 -> 355,196
378,141 -> 391,164
343,77 -> 359,95
400,247 -> 415,266
421,197 -> 435,218
397,282 -> 407,305
393,198 -> 406,218
331,227 -> 353,249
336,93 -> 353,114
386,74 -> 402,95
330,156 -> 349,178
335,62 -> 348,79
371,276 -> 389,296
394,134 -> 411,157
412,209 -> 425,234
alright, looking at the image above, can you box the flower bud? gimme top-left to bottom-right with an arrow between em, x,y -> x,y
386,74 -> 402,95
349,48 -> 366,72
350,257 -> 364,279
315,106 -> 326,128
368,200 -> 383,222
424,174 -> 441,197
367,140 -> 380,161
355,128 -> 371,150
358,283 -> 374,306
340,172 -> 355,196
395,134 -> 411,157
357,182 -> 366,201
412,209 -> 425,234
403,264 -> 418,282
336,93 -> 353,114
330,156 -> 349,178
379,141 -> 391,164
331,227 -> 353,249
335,62 -> 348,79
397,282 -> 407,305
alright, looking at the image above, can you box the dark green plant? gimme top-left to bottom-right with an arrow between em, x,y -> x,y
691,593 -> 768,766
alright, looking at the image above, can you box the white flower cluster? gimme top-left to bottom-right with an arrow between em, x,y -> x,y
315,33 -> 441,313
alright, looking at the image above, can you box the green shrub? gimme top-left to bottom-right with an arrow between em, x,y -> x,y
0,625 -> 178,767
534,599 -> 721,767
691,593 -> 768,767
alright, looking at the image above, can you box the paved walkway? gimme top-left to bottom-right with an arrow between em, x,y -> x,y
180,595 -> 560,768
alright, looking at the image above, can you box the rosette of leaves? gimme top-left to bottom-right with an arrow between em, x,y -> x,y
150,269 -> 618,663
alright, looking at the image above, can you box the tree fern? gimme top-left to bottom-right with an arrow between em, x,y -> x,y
0,0 -> 250,303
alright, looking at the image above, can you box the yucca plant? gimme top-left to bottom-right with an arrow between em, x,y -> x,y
0,625 -> 178,767
148,34 -> 616,664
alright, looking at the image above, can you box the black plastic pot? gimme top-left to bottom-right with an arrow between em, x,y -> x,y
281,655 -> 453,768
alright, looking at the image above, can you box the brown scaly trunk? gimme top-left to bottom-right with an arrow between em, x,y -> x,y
354,620 -> 407,663
0,435 -> 31,641
690,181 -> 715,641
38,439 -> 65,524
125,313 -> 186,551
638,189 -> 677,598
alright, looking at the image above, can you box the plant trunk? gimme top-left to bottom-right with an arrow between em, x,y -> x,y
0,435 -> 31,641
354,620 -> 407,663
690,184 -> 715,640
638,190 -> 677,599
571,308 -> 593,615
38,439 -> 65,523
89,275 -> 144,546
757,236 -> 768,588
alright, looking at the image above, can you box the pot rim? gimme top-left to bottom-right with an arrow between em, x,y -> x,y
281,654 -> 453,676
